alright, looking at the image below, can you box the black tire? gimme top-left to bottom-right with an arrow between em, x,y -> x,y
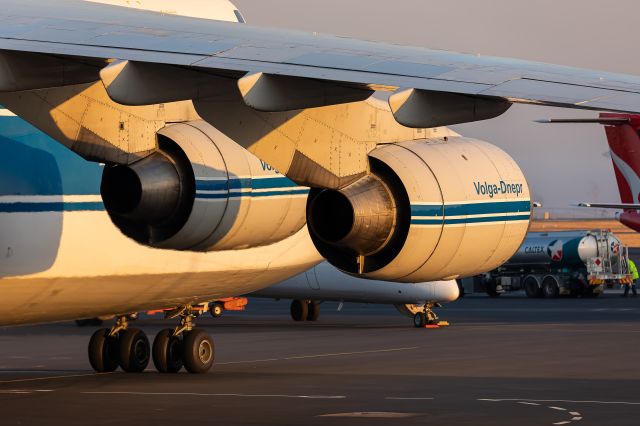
118,328 -> 150,373
210,303 -> 224,318
542,276 -> 560,298
290,300 -> 308,322
486,279 -> 501,297
524,276 -> 542,298
88,329 -> 119,373
182,329 -> 215,374
307,301 -> 320,321
413,313 -> 426,328
152,329 -> 183,374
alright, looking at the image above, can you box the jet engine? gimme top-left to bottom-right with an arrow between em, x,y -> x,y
307,138 -> 531,282
100,121 -> 307,251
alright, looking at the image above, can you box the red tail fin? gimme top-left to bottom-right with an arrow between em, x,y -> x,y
600,113 -> 640,204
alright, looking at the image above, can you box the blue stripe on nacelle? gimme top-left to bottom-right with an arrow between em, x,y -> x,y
195,176 -> 301,192
411,214 -> 531,226
411,200 -> 531,217
196,188 -> 310,199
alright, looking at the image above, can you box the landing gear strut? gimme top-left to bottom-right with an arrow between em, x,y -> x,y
152,306 -> 215,374
88,314 -> 150,373
290,300 -> 320,321
413,302 -> 441,328
87,307 -> 215,374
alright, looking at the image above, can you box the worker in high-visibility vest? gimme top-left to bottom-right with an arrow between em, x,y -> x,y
624,259 -> 639,297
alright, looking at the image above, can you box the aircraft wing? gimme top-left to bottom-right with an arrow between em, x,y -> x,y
3,0 -> 640,114
578,203 -> 640,210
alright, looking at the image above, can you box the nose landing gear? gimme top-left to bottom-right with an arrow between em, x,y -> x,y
413,302 -> 449,328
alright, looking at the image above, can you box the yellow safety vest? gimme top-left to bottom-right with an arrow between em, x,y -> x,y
629,260 -> 639,281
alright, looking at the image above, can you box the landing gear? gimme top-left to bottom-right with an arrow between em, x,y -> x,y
152,306 -> 215,374
87,307 -> 215,374
290,300 -> 320,321
88,329 -> 119,373
152,329 -> 183,373
88,315 -> 150,373
210,302 -> 224,318
182,329 -> 215,374
118,328 -> 150,373
413,302 -> 440,328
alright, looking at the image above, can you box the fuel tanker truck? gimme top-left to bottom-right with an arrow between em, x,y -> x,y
476,231 -> 632,298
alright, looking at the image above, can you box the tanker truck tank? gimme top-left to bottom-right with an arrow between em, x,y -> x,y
474,230 -> 631,298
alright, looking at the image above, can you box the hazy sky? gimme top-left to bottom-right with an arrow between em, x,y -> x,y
234,0 -> 640,217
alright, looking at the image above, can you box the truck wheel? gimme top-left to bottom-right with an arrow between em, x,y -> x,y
486,279 -> 501,298
542,276 -> 560,298
524,276 -> 542,298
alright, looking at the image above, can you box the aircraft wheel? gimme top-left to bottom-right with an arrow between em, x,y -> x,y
88,329 -> 119,373
307,301 -> 320,321
290,300 -> 308,321
118,328 -> 150,373
413,313 -> 426,328
182,329 -> 215,374
152,329 -> 183,374
210,302 -> 224,318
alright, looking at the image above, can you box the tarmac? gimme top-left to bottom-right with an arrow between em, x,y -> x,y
0,292 -> 639,425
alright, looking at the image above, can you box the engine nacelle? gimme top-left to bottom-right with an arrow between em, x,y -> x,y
307,137 -> 531,282
101,121 -> 308,251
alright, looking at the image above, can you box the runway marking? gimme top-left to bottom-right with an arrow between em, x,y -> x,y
319,412 -> 423,418
549,406 -> 567,411
552,422 -> 570,425
83,391 -> 346,399
217,346 -> 418,365
518,402 -> 540,406
0,372 -> 111,384
385,397 -> 434,400
0,389 -> 53,394
569,412 -> 581,416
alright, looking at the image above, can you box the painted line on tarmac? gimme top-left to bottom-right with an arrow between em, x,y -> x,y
217,346 -> 418,365
0,372 -> 111,384
83,391 -> 346,399
480,398 -> 640,406
480,399 -> 583,424
385,397 -> 434,400
319,412 -> 423,418
0,389 -> 53,394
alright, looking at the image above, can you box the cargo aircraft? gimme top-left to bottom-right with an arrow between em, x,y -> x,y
2,0 -> 640,374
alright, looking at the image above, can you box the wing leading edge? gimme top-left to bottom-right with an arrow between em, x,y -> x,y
2,0 -> 640,118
